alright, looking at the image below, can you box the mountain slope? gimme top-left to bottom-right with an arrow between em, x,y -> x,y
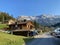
36,14 -> 60,26
17,14 -> 60,26
0,12 -> 15,23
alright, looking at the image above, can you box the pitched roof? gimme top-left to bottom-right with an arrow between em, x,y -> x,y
8,20 -> 33,25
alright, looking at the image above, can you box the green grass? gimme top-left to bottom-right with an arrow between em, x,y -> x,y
0,24 -> 8,29
0,32 -> 34,45
0,32 -> 25,45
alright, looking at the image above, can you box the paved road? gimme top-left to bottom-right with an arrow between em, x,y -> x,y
25,33 -> 60,45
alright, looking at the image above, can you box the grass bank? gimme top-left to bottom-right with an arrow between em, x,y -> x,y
0,32 -> 25,45
0,32 -> 35,45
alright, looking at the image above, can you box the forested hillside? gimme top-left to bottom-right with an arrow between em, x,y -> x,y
0,12 -> 15,23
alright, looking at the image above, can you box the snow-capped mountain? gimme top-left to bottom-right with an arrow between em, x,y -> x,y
17,14 -> 60,26
17,16 -> 36,20
36,14 -> 60,26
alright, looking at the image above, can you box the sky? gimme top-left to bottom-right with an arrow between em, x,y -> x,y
0,0 -> 60,18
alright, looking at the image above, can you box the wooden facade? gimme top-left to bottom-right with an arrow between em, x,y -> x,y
8,21 -> 35,31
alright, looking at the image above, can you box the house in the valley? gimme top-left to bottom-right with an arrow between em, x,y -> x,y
9,21 -> 34,30
8,20 -> 35,36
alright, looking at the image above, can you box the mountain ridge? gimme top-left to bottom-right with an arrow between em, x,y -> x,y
17,14 -> 60,26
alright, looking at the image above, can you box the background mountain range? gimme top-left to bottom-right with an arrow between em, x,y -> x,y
17,14 -> 60,26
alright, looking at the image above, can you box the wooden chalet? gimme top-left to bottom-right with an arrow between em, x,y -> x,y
8,20 -> 35,36
8,20 -> 34,31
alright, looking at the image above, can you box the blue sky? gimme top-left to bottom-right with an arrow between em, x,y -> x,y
0,0 -> 60,17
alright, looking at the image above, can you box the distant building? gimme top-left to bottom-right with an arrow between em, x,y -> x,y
8,19 -> 16,25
